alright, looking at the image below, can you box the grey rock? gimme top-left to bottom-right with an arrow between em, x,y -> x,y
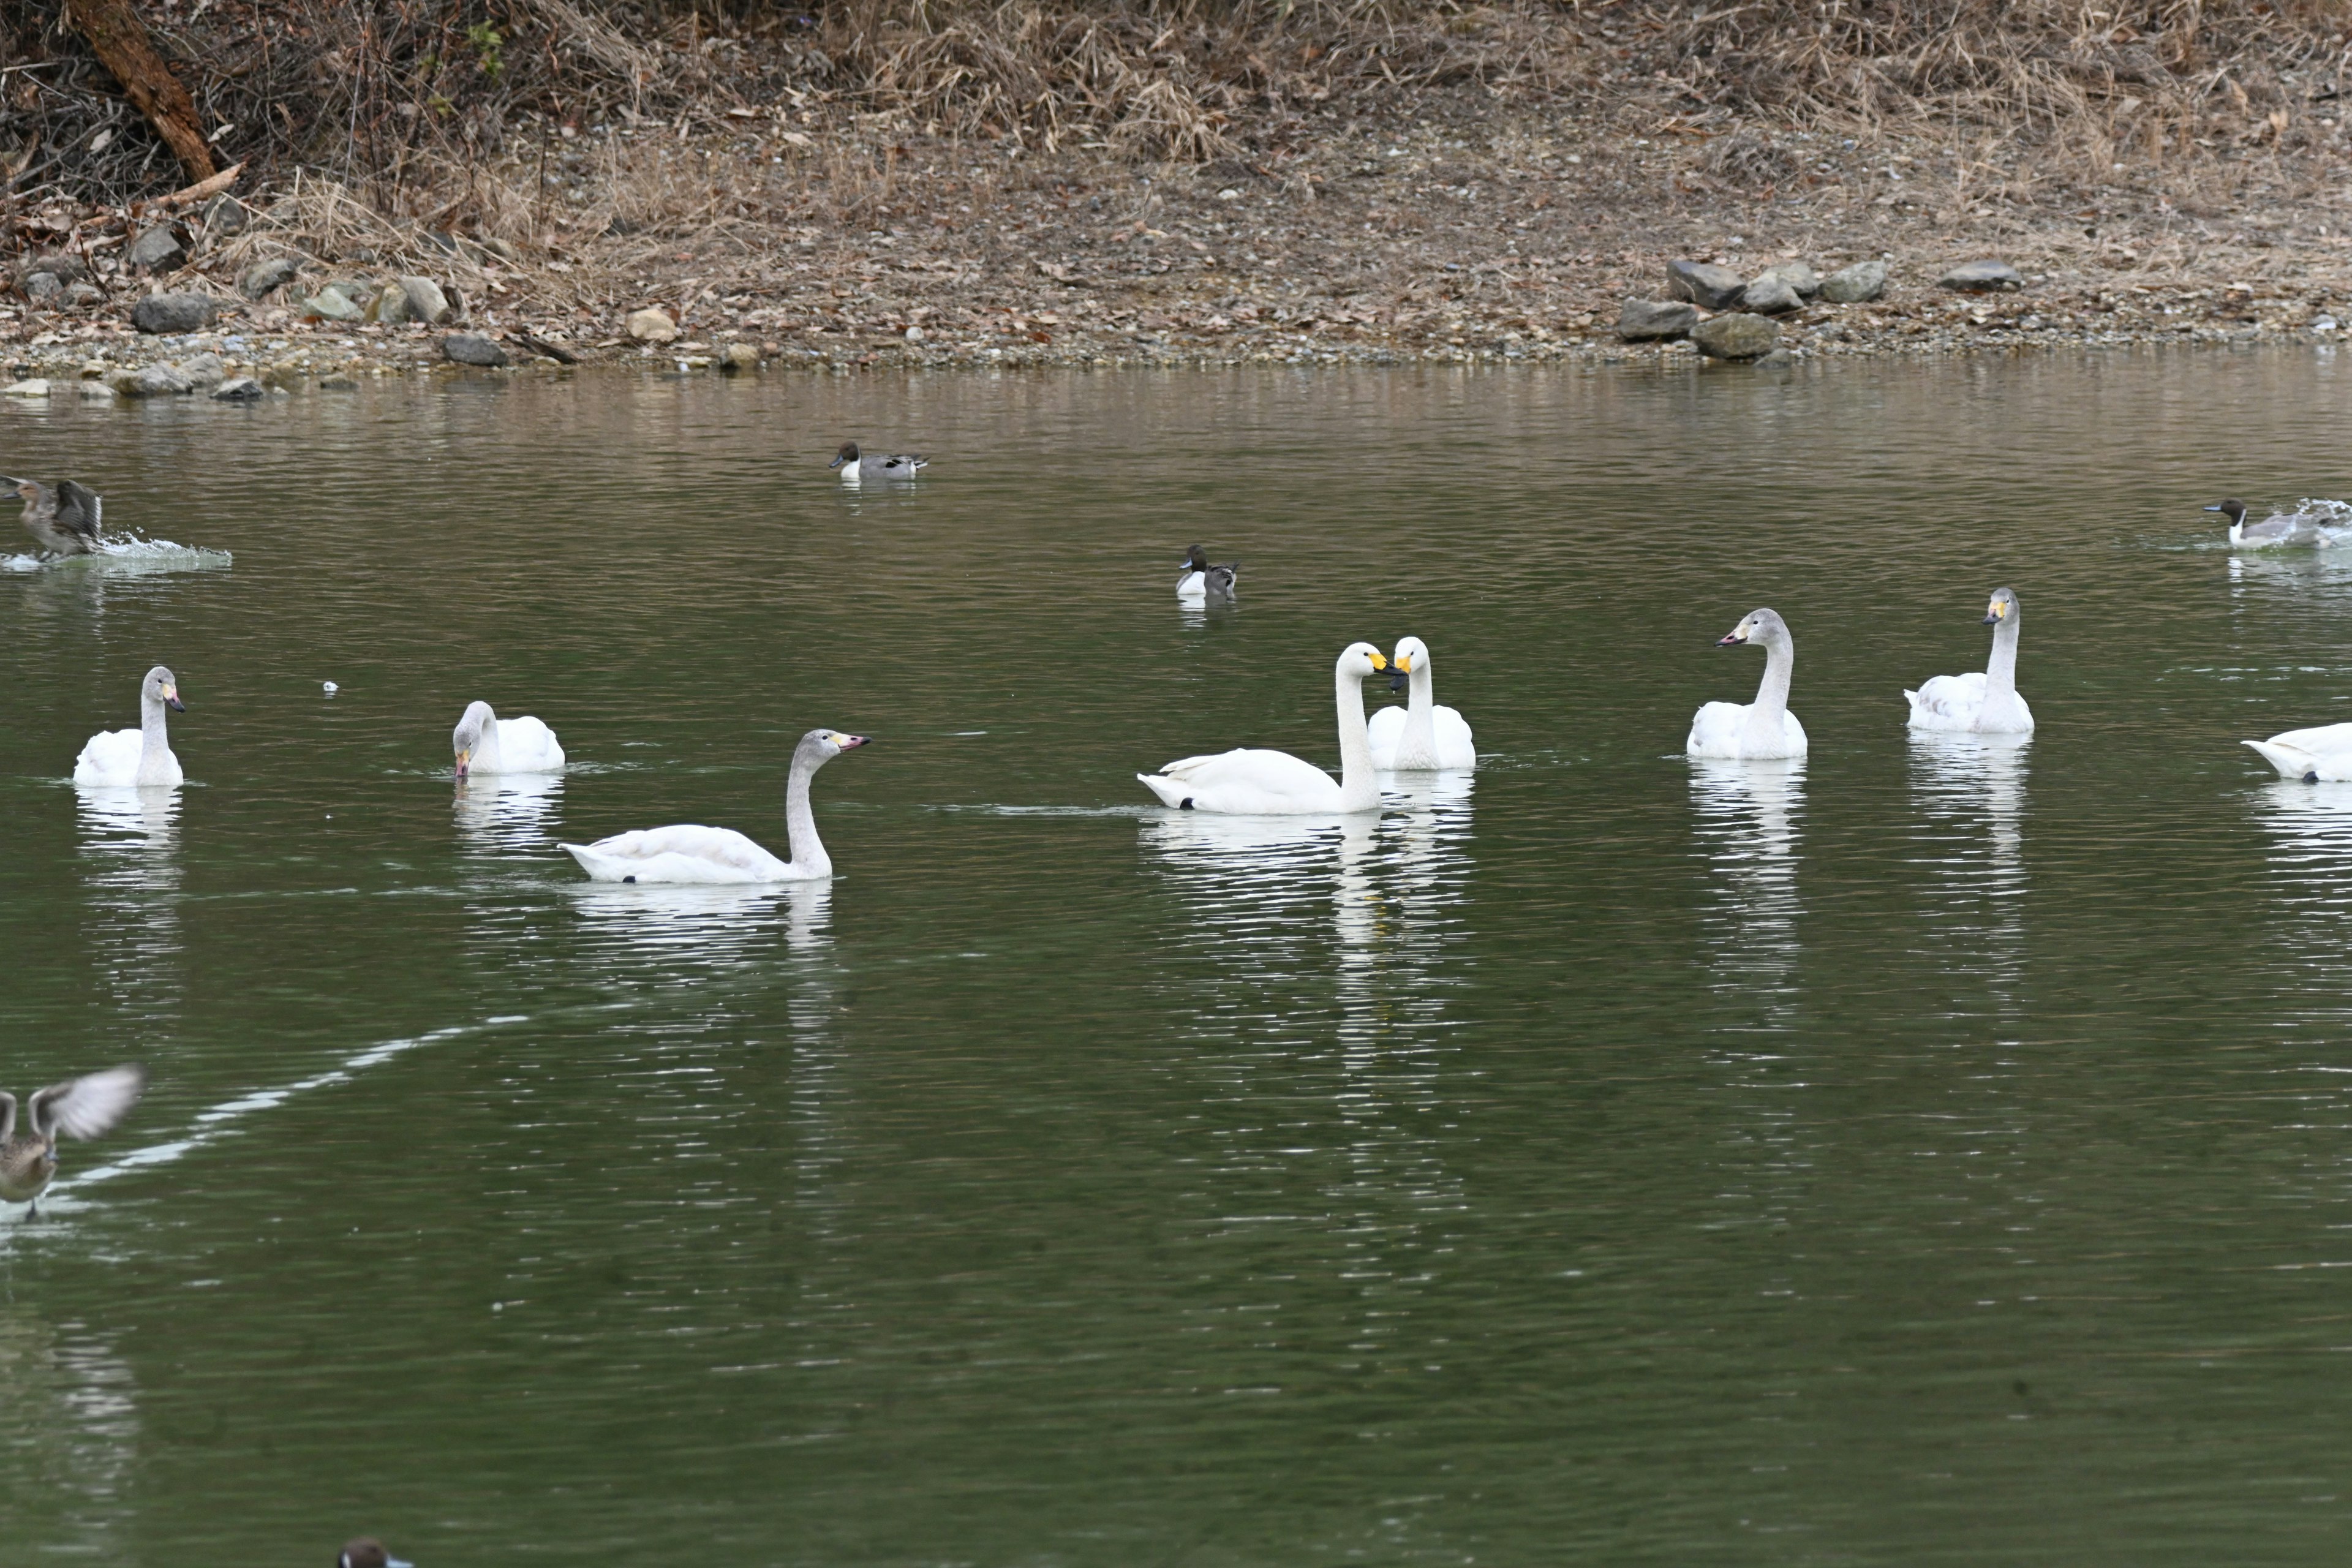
17,251 -> 86,285
1752,261 -> 1819,298
1616,299 -> 1698,341
1818,260 -> 1888,303
80,380 -> 118,400
722,342 -> 761,371
441,333 -> 509,367
1667,259 -> 1749,310
23,272 -> 61,303
127,224 -> 186,271
317,376 -> 360,391
202,194 -> 249,236
130,363 -> 194,397
1691,312 -> 1780,360
397,276 -> 453,325
364,281 -> 410,324
301,287 -> 363,322
131,293 -> 219,334
1757,348 -> 1796,367
1938,259 -> 2022,292
175,352 -> 226,388
238,257 -> 302,300
1740,276 -> 1804,315
211,377 -> 265,401
64,281 -> 102,307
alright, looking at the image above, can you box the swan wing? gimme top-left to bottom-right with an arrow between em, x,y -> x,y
492,715 -> 567,772
72,728 -> 143,786
562,824 -> 794,884
1366,704 -> 1406,769
1434,704 -> 1476,769
1905,671 -> 1988,731
1687,701 -> 1749,758
1779,712 -> 1810,756
1138,747 -> 1340,814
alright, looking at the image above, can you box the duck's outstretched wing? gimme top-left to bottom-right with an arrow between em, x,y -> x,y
31,1065 -> 145,1142
55,481 -> 102,540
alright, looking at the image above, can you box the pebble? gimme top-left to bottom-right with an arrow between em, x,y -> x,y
1752,261 -> 1820,298
1740,276 -> 1804,315
627,307 -> 680,343
127,224 -> 185,271
131,293 -> 221,334
1691,312 -> 1781,360
721,342 -> 760,370
238,257 -> 303,300
211,377 -> 265,401
441,333 -> 510,368
1817,260 -> 1888,303
398,276 -> 456,326
1939,259 -> 2023,292
301,287 -> 364,322
1616,299 -> 1697,341
1667,259 -> 1748,310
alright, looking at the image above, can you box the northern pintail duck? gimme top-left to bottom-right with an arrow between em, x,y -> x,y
1176,545 -> 1238,600
0,1065 -> 145,1216
2207,497 -> 2345,548
830,441 -> 927,482
339,1540 -> 415,1568
2,476 -> 102,556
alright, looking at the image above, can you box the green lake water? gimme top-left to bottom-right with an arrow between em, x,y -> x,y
9,350 -> 2352,1564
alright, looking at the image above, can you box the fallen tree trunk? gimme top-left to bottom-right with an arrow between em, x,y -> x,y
64,0 -> 216,185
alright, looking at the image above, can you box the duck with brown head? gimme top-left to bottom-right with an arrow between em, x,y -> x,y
0,1065 -> 145,1218
829,441 -> 927,482
338,1539 -> 413,1568
2,476 -> 102,556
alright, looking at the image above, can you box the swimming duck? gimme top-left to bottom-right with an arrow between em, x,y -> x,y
1,1065 -> 145,1217
338,1540 -> 415,1568
1904,587 -> 2035,734
1368,635 -> 1476,769
1137,642 -> 1388,813
1176,545 -> 1238,600
562,729 -> 871,883
829,442 -> 927,482
1688,608 -> 1808,760
2,476 -> 102,556
75,666 -> 185,787
452,700 -> 565,777
2207,497 -> 2341,548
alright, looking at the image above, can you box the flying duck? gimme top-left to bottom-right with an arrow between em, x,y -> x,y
2,476 -> 102,556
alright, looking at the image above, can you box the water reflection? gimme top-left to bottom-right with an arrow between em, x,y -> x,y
565,878 -> 834,973
1906,733 -> 2030,1009
453,772 -> 566,856
1689,759 -> 1804,1006
0,1308 -> 138,1553
2248,780 -> 2352,926
75,785 -> 183,1020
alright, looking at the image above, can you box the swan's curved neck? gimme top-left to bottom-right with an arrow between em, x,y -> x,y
1335,665 -> 1376,810
139,688 -> 172,758
785,746 -> 832,875
1405,662 -> 1437,748
1984,615 -> 2021,699
1749,634 -> 1794,729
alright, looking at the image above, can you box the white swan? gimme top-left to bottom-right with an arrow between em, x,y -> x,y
1367,635 -> 1476,770
562,729 -> 870,883
1905,586 -> 2035,734
453,700 -> 565,777
1138,642 -> 1388,813
2245,723 -> 2352,782
1687,608 -> 1807,760
74,666 -> 184,787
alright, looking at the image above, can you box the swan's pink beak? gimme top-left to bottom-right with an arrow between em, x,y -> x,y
837,734 -> 872,749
